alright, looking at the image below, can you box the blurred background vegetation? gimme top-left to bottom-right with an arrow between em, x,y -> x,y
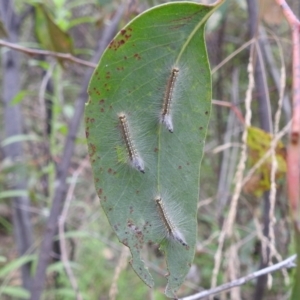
0,0 -> 299,299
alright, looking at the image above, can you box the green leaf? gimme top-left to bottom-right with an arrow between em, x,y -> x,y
1,134 -> 40,147
34,3 -> 73,64
46,261 -> 79,274
44,288 -> 78,298
0,286 -> 30,299
0,255 -> 35,278
10,90 -> 32,106
85,1 -> 221,297
0,190 -> 28,200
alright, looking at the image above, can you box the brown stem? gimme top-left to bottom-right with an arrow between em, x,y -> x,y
0,39 -> 97,68
275,0 -> 300,230
212,99 -> 245,124
275,1 -> 300,299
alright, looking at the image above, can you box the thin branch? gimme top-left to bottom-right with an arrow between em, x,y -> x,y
211,47 -> 254,291
180,254 -> 297,300
275,0 -> 300,26
268,22 -> 286,288
0,39 -> 97,69
275,0 -> 300,226
58,158 -> 89,300
274,0 -> 300,297
212,99 -> 245,124
109,246 -> 130,300
211,39 -> 254,74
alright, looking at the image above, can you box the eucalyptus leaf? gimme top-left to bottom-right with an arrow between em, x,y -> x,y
85,1 -> 222,296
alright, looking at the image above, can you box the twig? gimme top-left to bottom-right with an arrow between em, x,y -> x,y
109,246 -> 130,300
0,39 -> 97,69
274,0 -> 300,297
252,211 -> 290,286
212,99 -> 245,124
180,254 -> 297,300
211,39 -> 254,74
58,158 -> 89,300
215,68 -> 241,214
30,6 -> 125,300
267,23 -> 286,288
211,44 -> 254,291
274,0 -> 300,226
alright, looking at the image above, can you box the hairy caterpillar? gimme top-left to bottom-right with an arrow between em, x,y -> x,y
155,196 -> 187,246
161,67 -> 179,133
118,113 -> 145,173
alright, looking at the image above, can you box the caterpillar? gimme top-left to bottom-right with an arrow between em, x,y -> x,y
155,196 -> 187,246
118,113 -> 145,173
161,67 -> 179,133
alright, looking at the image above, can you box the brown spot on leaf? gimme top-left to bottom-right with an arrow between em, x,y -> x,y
108,38 -> 126,51
89,143 -> 96,157
133,53 -> 141,60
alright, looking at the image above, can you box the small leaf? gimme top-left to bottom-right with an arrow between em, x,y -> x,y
85,1 -> 220,297
0,286 -> 30,299
34,3 -> 73,64
10,90 -> 31,106
245,126 -> 286,197
1,134 -> 40,147
0,190 -> 28,200
0,255 -> 35,278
